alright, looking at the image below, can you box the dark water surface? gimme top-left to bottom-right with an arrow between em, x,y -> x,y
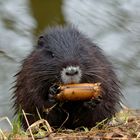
30,0 -> 65,35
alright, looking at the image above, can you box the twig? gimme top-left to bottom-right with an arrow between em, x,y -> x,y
36,107 -> 42,120
59,108 -> 69,129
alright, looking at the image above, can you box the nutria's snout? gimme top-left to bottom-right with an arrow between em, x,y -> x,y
61,66 -> 82,84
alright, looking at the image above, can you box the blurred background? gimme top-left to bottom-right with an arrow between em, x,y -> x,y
0,0 -> 140,130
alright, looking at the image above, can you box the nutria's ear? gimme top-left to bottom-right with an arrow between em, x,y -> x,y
37,35 -> 46,48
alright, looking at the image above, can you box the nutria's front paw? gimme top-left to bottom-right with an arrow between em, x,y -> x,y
49,84 -> 60,95
47,84 -> 60,106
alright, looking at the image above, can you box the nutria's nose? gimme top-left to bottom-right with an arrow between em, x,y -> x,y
61,66 -> 82,84
65,67 -> 79,76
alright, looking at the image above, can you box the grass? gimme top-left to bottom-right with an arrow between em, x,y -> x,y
0,108 -> 140,139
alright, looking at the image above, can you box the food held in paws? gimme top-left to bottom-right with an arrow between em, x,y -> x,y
56,83 -> 101,101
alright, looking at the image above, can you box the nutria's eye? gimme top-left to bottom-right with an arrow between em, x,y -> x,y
50,52 -> 55,58
45,50 -> 55,58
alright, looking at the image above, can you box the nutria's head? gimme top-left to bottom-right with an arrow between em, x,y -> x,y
30,26 -> 108,87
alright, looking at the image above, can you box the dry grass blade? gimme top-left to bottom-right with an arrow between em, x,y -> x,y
27,119 -> 52,133
0,116 -> 13,130
137,132 -> 140,138
22,109 -> 35,140
0,129 -> 7,139
26,119 -> 52,139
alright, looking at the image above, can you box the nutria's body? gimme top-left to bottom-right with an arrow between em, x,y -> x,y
13,26 -> 121,129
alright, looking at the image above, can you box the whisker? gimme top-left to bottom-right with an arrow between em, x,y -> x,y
84,67 -> 110,71
84,72 -> 109,85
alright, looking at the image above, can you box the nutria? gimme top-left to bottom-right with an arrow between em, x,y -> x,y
13,26 -> 121,129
